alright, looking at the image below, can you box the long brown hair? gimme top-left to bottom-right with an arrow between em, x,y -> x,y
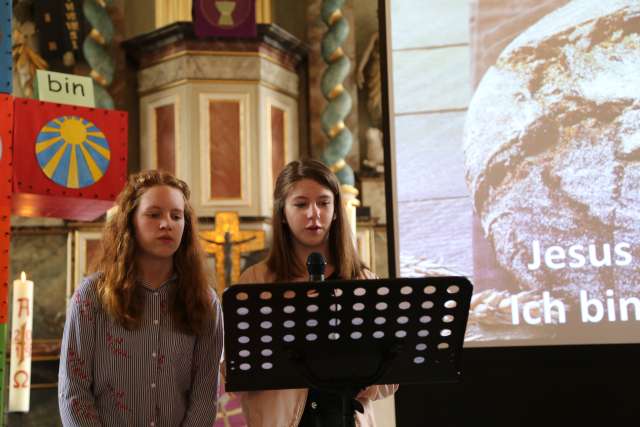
92,170 -> 214,335
266,159 -> 365,281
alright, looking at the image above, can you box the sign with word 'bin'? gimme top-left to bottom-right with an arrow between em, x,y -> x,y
36,70 -> 95,108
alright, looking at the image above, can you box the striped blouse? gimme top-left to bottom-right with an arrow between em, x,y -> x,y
58,274 -> 224,426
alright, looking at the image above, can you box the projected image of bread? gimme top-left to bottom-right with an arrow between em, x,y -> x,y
464,0 -> 640,302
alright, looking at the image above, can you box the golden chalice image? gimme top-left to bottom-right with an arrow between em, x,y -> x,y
214,0 -> 237,27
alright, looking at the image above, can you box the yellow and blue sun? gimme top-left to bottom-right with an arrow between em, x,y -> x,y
35,116 -> 111,189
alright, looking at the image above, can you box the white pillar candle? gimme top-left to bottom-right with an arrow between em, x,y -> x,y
9,271 -> 34,412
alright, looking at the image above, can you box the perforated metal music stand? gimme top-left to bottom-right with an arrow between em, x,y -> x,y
222,276 -> 473,425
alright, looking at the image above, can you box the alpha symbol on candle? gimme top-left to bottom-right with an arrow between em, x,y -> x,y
17,298 -> 30,317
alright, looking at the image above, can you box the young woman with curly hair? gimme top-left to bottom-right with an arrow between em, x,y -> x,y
58,170 -> 223,426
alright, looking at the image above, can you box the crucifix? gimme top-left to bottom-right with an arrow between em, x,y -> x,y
200,211 -> 265,295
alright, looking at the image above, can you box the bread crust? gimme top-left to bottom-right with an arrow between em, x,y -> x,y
464,0 -> 640,300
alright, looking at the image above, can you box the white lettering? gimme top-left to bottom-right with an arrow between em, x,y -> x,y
588,243 -> 611,267
528,241 -> 633,270
543,291 -> 566,324
606,289 -> 616,321
614,242 -> 632,266
523,301 -> 541,325
580,290 -> 604,323
511,295 -> 520,325
527,240 -> 541,270
619,297 -> 640,321
568,244 -> 586,268
545,246 -> 566,269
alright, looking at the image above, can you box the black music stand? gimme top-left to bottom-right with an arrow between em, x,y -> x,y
223,276 -> 473,426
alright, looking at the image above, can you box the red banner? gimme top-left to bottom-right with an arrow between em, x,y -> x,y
12,99 -> 128,221
192,0 -> 257,38
0,94 -> 12,323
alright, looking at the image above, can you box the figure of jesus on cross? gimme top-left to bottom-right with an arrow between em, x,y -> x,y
200,211 -> 265,295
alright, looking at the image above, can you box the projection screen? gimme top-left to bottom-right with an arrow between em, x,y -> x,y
387,0 -> 640,347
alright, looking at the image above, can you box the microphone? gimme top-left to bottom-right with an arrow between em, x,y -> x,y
307,252 -> 326,281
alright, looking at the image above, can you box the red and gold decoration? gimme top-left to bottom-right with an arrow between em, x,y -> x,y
12,99 -> 127,221
200,211 -> 265,294
192,0 -> 257,38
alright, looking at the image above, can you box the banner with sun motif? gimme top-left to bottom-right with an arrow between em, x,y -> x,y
12,99 -> 128,221
0,0 -> 12,94
192,0 -> 256,38
34,115 -> 110,189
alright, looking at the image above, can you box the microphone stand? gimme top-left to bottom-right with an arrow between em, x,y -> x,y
303,252 -> 359,427
306,252 -> 326,282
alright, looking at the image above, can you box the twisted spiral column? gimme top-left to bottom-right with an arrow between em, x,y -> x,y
320,0 -> 355,187
83,0 -> 115,108
320,0 -> 359,234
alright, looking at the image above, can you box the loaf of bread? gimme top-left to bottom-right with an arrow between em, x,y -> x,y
464,0 -> 640,302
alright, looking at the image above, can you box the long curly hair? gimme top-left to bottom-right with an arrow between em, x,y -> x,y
91,170 -> 214,335
266,159 -> 366,281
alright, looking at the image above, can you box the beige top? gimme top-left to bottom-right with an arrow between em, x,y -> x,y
234,261 -> 398,427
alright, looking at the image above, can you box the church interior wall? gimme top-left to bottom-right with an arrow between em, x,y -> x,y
5,1 -> 393,424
